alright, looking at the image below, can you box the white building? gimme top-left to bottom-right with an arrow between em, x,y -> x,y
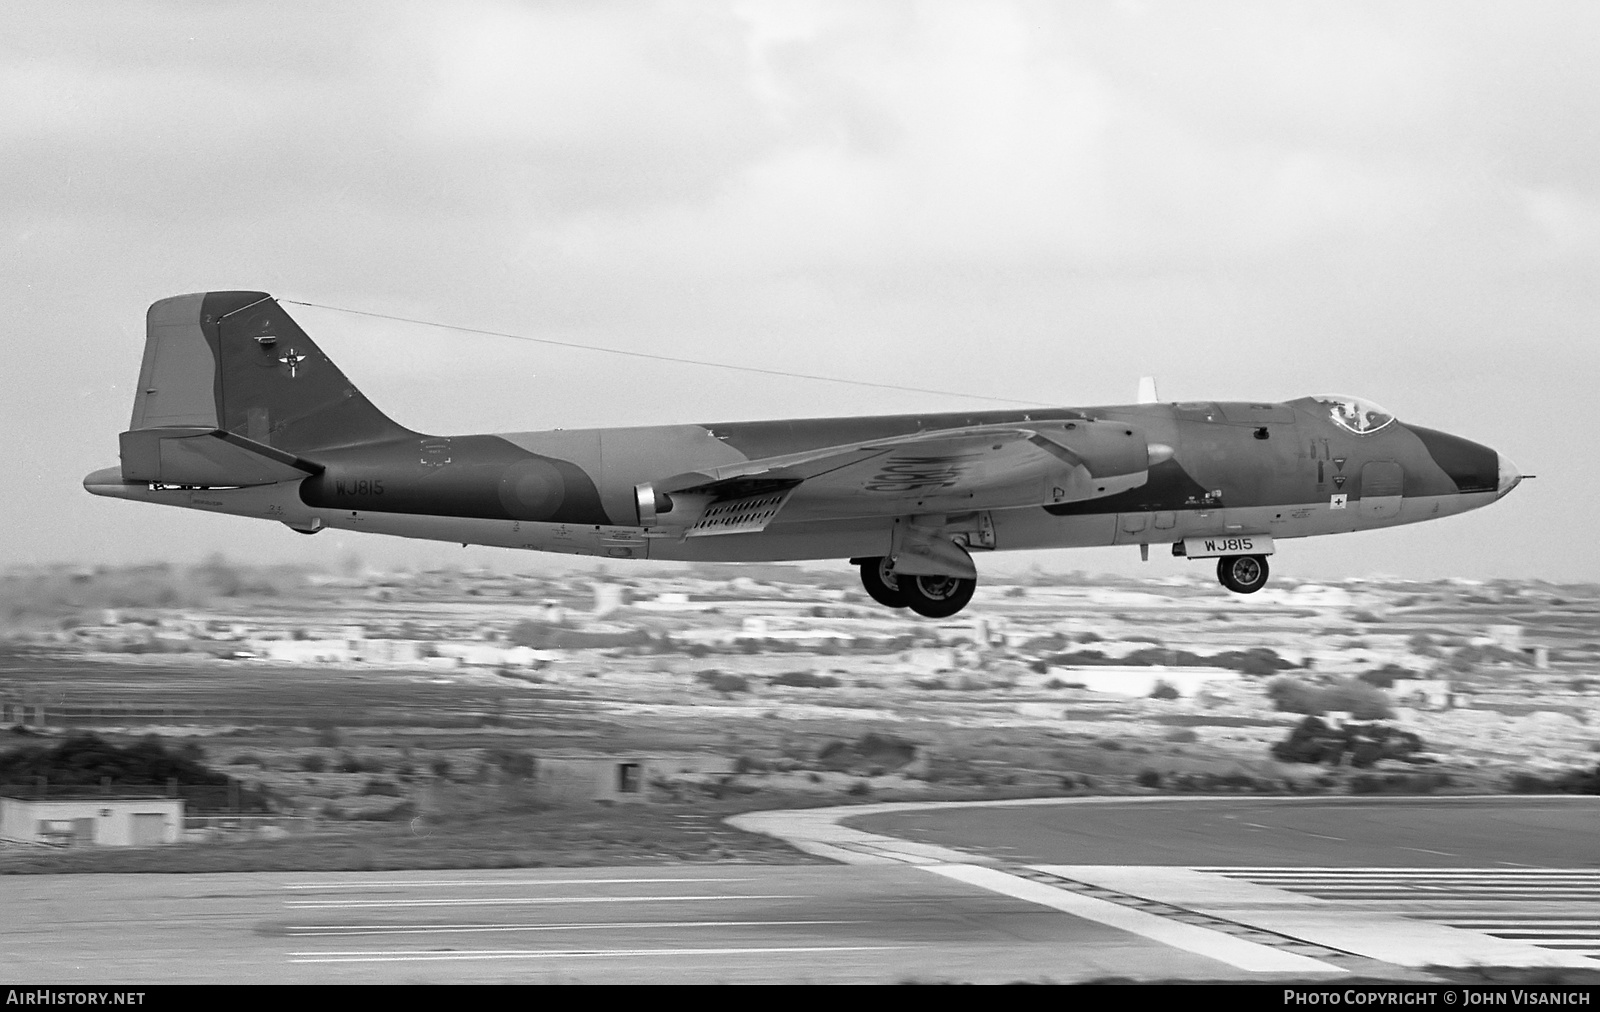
262,639 -> 353,663
0,795 -> 184,847
1047,665 -> 1239,699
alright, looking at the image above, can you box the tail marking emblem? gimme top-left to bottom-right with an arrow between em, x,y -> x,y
278,349 -> 307,379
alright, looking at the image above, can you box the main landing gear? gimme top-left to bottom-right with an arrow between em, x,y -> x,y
856,557 -> 977,618
1217,554 -> 1270,594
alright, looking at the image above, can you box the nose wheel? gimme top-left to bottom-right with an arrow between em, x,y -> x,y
1217,554 -> 1269,594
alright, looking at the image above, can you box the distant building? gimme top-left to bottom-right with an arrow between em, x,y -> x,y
263,639 -> 353,663
1486,624 -> 1525,650
903,648 -> 957,674
355,638 -> 423,665
530,755 -> 659,804
1046,665 -> 1239,699
0,795 -> 183,847
591,583 -> 623,618
0,700 -> 44,726
1392,679 -> 1457,710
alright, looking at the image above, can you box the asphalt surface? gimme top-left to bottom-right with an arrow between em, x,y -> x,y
0,865 -> 1287,984
6,796 -> 1598,983
848,795 -> 1600,868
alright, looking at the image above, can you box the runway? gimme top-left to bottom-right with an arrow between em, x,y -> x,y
0,864 -> 1332,984
6,796 -> 1597,983
847,795 -> 1600,868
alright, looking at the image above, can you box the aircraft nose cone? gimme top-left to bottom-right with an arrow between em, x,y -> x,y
1408,425 -> 1499,493
1497,453 -> 1522,498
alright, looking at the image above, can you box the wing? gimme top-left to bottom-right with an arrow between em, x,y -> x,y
645,419 -> 1158,536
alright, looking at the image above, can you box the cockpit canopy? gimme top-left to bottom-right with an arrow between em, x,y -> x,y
1305,394 -> 1395,435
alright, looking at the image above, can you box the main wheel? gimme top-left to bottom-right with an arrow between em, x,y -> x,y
858,557 -> 908,609
1217,554 -> 1269,594
901,574 -> 977,618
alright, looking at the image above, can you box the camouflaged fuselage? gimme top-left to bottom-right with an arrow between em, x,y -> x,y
86,291 -> 1517,566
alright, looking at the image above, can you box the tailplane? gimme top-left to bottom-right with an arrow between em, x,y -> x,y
119,291 -> 412,485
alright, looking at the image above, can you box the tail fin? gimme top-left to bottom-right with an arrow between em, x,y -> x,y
119,291 -> 412,485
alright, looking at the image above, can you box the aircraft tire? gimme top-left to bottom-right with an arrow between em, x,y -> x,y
1217,554 -> 1269,594
858,557 -> 909,609
902,574 -> 977,618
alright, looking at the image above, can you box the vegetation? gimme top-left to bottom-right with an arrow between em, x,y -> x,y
818,732 -> 918,774
0,733 -> 223,786
1266,676 -> 1393,719
1270,716 -> 1426,768
1041,645 -> 1294,676
1506,765 -> 1600,794
694,669 -> 749,695
1357,663 -> 1416,689
769,671 -> 841,689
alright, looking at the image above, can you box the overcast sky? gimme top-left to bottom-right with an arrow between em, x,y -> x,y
5,1 -> 1595,581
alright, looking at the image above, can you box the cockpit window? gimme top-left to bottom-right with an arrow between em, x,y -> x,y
1310,394 -> 1395,435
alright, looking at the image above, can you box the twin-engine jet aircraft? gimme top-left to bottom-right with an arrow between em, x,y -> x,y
85,292 -> 1523,617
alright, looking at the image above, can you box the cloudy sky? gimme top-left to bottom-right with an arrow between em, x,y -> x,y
5,0 -> 1595,581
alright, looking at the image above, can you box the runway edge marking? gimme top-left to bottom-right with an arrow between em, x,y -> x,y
928,864 -> 1344,975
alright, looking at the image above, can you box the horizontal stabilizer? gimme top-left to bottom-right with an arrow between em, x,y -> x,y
119,427 -> 322,487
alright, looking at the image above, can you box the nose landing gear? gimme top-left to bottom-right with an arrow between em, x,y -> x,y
1217,554 -> 1269,594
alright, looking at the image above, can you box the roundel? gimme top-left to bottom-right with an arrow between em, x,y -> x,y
497,458 -> 567,520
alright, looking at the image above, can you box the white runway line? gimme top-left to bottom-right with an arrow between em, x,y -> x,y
1049,865 -> 1600,968
289,945 -> 908,964
285,919 -> 867,936
281,877 -> 757,890
1196,867 -> 1600,875
925,864 -> 1344,975
286,894 -> 803,909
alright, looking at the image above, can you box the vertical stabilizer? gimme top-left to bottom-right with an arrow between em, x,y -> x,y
118,292 -> 414,485
1136,376 -> 1159,404
127,291 -> 412,454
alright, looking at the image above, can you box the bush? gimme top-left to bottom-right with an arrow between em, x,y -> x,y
694,670 -> 749,695
769,671 -> 840,689
361,778 -> 403,796
1164,729 -> 1198,744
301,753 -> 326,773
1270,717 -> 1424,768
1136,770 -> 1162,788
1506,766 -> 1600,794
1149,680 -> 1180,700
488,749 -> 535,779
1266,677 -> 1392,720
0,733 -> 221,786
1165,771 -> 1273,793
1350,772 -> 1455,794
1358,664 -> 1415,689
818,733 -> 918,773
